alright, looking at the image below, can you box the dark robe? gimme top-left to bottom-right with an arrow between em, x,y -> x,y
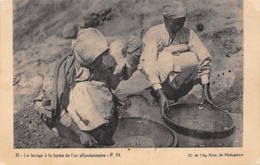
51,51 -> 76,118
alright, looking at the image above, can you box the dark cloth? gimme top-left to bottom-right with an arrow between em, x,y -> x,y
162,77 -> 200,101
51,51 -> 76,118
87,112 -> 118,146
151,77 -> 201,102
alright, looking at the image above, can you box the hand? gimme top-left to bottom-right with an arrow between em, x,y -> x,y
116,99 -> 131,119
121,99 -> 131,109
156,89 -> 169,110
79,132 -> 98,148
201,84 -> 218,109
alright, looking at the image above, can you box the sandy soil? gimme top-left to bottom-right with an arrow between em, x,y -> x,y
13,0 -> 243,148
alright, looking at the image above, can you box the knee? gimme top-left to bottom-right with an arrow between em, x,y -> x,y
179,51 -> 196,56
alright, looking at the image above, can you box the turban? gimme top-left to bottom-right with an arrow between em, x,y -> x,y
73,28 -> 109,67
162,1 -> 187,19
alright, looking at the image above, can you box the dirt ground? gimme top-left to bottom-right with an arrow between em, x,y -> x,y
13,0 -> 243,148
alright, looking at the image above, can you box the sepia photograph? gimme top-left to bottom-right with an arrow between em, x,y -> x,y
2,0 -> 260,164
12,0 -> 244,149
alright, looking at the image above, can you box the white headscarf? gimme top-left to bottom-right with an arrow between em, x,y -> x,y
73,28 -> 109,67
162,2 -> 188,19
72,28 -> 109,82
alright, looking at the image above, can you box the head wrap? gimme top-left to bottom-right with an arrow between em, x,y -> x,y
73,28 -> 109,67
162,1 -> 187,19
127,35 -> 143,54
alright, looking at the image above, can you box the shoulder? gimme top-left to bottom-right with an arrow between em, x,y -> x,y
178,27 -> 197,42
54,51 -> 74,72
144,23 -> 167,39
58,51 -> 74,64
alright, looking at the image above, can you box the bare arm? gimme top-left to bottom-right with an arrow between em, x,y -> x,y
59,111 -> 98,147
188,30 -> 212,85
69,122 -> 98,147
188,30 -> 216,107
141,30 -> 162,90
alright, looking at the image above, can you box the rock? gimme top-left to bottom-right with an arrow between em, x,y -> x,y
196,23 -> 204,32
13,77 -> 20,86
82,10 -> 99,28
115,70 -> 151,95
79,21 -> 84,28
81,8 -> 112,28
30,76 -> 44,90
62,23 -> 78,39
212,27 -> 242,57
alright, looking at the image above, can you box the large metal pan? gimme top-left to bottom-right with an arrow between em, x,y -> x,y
162,103 -> 235,147
111,117 -> 177,148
